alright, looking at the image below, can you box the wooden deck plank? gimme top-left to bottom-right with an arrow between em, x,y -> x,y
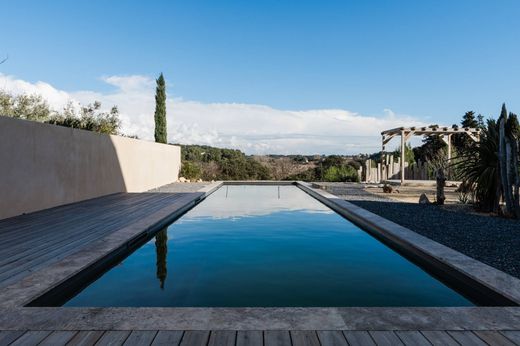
66,331 -> 105,346
368,330 -> 404,346
448,331 -> 488,346
208,331 -> 236,346
0,330 -> 26,345
264,331 -> 291,346
0,194 -> 163,259
501,331 -> 520,345
420,331 -> 459,346
290,331 -> 320,346
369,331 -> 404,346
94,331 -> 131,346
0,193 -> 147,237
0,193 -> 181,251
0,193 -> 199,288
474,331 -> 517,346
0,193 -> 179,251
342,331 -> 376,346
123,331 -> 158,346
236,331 -> 263,346
0,192 -> 172,229
0,193 -> 126,230
394,331 -> 431,346
151,331 -> 184,346
179,331 -> 210,346
39,330 -> 78,346
316,331 -> 348,346
9,330 -> 52,346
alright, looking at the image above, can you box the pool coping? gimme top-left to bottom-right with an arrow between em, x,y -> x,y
0,307 -> 519,331
0,181 -> 519,331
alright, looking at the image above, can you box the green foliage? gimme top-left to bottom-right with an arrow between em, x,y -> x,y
413,135 -> 446,163
461,111 -> 478,128
393,143 -> 415,165
179,145 -> 362,182
1,91 -> 121,135
454,118 -> 500,212
180,161 -> 202,180
285,155 -> 360,182
154,73 -> 167,143
453,111 -> 481,152
46,101 -> 120,135
0,91 -> 51,121
179,144 -> 271,180
322,165 -> 359,182
284,168 -> 318,181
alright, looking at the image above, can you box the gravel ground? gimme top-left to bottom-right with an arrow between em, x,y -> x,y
322,183 -> 520,279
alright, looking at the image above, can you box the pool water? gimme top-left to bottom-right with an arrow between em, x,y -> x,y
65,185 -> 473,307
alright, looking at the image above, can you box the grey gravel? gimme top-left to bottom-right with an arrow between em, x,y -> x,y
320,183 -> 520,279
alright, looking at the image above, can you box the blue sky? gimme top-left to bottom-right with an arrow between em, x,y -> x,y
1,1 -> 519,154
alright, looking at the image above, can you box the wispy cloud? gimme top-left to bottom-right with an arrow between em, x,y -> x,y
0,74 -> 427,154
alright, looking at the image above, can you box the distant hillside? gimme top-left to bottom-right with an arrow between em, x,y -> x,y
175,144 -> 363,182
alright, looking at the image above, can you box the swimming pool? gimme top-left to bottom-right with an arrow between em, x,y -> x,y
63,185 -> 473,307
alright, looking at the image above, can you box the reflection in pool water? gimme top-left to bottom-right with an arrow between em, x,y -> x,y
65,185 -> 473,307
155,228 -> 168,289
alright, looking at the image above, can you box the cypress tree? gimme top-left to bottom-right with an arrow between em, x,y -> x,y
154,73 -> 167,143
461,111 -> 478,128
454,111 -> 479,152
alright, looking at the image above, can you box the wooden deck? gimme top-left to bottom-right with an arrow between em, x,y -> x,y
0,329 -> 519,345
0,192 -> 200,290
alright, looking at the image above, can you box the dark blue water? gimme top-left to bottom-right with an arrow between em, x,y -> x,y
65,185 -> 473,307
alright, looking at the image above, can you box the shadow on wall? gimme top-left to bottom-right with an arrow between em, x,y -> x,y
0,116 -> 180,220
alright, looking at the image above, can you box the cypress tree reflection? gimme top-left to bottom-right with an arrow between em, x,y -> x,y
155,227 -> 168,289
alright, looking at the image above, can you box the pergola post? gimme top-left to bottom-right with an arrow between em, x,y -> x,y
447,134 -> 452,161
400,130 -> 405,184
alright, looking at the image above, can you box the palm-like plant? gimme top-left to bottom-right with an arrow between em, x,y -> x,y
453,119 -> 501,213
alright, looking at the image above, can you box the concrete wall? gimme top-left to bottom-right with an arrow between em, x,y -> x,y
0,116 -> 180,220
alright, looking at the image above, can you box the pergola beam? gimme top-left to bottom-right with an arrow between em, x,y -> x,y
381,125 -> 480,141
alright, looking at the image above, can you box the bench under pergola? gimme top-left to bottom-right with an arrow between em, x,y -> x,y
381,125 -> 481,184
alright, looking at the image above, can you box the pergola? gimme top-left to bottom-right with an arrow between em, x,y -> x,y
381,125 -> 481,184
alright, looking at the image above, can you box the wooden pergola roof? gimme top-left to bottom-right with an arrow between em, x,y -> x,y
380,125 -> 481,183
381,125 -> 481,146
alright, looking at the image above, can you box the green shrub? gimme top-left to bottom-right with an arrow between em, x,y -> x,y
322,165 -> 359,182
0,91 -> 120,135
180,161 -> 202,179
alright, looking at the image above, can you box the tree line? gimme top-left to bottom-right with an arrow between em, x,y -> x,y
0,91 -> 121,135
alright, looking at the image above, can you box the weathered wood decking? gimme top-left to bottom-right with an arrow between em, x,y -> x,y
0,192 -> 201,290
1,329 -> 519,345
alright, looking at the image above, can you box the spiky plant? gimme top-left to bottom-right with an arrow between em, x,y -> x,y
453,119 -> 501,213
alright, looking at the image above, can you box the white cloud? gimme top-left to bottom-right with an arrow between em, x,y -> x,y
0,73 -> 427,154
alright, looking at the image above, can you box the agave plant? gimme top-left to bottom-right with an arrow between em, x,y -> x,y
453,119 -> 501,213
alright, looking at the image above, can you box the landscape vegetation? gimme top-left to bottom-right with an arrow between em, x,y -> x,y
1,75 -> 519,218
